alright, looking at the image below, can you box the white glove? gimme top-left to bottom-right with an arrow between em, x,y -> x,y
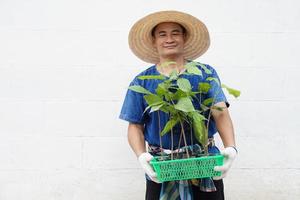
213,146 -> 237,180
138,152 -> 161,183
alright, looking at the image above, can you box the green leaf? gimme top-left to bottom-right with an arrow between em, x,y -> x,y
203,97 -> 214,106
144,94 -> 163,106
143,102 -> 164,115
200,104 -> 210,112
206,77 -> 220,86
190,91 -> 197,98
184,61 -> 197,68
177,78 -> 192,92
160,61 -> 177,68
138,75 -> 166,80
211,105 -> 225,111
169,70 -> 179,80
190,111 -> 207,146
173,90 -> 188,100
190,111 -> 206,121
159,104 -> 172,114
156,82 -> 169,97
174,97 -> 195,112
143,105 -> 151,115
128,85 -> 152,95
160,118 -> 179,136
184,62 -> 202,76
198,82 -> 211,93
201,125 -> 208,147
198,63 -> 212,74
162,104 -> 177,115
187,66 -> 202,76
149,103 -> 164,113
221,84 -> 241,98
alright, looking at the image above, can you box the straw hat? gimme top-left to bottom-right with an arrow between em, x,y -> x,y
128,10 -> 210,64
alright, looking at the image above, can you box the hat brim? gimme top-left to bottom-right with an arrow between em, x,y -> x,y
128,10 -> 210,64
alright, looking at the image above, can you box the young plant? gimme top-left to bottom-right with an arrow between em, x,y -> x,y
129,61 -> 240,158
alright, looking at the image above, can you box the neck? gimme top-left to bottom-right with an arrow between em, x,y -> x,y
156,56 -> 186,76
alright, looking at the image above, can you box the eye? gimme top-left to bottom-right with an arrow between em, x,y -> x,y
172,32 -> 182,36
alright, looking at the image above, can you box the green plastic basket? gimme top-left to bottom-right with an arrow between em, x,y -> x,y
150,154 -> 224,182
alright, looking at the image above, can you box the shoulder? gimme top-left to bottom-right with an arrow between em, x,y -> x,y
136,65 -> 157,76
131,65 -> 157,84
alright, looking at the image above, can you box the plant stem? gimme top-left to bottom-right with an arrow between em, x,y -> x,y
157,111 -> 163,156
190,122 -> 193,146
189,121 -> 197,156
205,113 -> 211,155
180,120 -> 190,158
177,125 -> 183,158
171,128 -> 174,160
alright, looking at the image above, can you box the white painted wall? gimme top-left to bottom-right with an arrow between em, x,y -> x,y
0,0 -> 299,199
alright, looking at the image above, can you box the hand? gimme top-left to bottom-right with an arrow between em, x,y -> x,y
213,146 -> 237,180
138,152 -> 160,183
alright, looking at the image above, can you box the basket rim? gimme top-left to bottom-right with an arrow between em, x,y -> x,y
150,154 -> 223,164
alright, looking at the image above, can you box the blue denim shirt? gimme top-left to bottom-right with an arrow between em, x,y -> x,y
119,63 -> 228,152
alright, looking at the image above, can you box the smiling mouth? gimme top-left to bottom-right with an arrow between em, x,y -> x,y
164,45 -> 177,49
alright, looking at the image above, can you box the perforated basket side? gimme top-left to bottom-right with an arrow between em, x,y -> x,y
150,155 -> 224,182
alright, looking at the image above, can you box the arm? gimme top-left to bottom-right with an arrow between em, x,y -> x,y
128,122 -> 160,183
212,101 -> 237,180
211,102 -> 236,148
128,123 -> 146,157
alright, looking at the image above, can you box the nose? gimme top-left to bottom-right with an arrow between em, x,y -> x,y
165,34 -> 175,43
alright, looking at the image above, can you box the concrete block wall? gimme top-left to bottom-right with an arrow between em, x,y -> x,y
0,0 -> 299,199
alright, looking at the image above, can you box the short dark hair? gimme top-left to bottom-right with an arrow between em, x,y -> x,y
151,23 -> 186,37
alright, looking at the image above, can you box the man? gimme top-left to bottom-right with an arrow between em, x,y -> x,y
119,10 -> 237,200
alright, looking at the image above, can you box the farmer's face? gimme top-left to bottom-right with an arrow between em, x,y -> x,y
152,22 -> 186,60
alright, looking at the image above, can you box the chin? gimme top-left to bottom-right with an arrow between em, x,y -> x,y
162,51 -> 181,58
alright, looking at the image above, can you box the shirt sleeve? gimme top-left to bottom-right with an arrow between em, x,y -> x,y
119,79 -> 147,124
206,67 -> 230,108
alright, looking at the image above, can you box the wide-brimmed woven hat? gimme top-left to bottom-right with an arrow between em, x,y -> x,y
128,10 -> 210,64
